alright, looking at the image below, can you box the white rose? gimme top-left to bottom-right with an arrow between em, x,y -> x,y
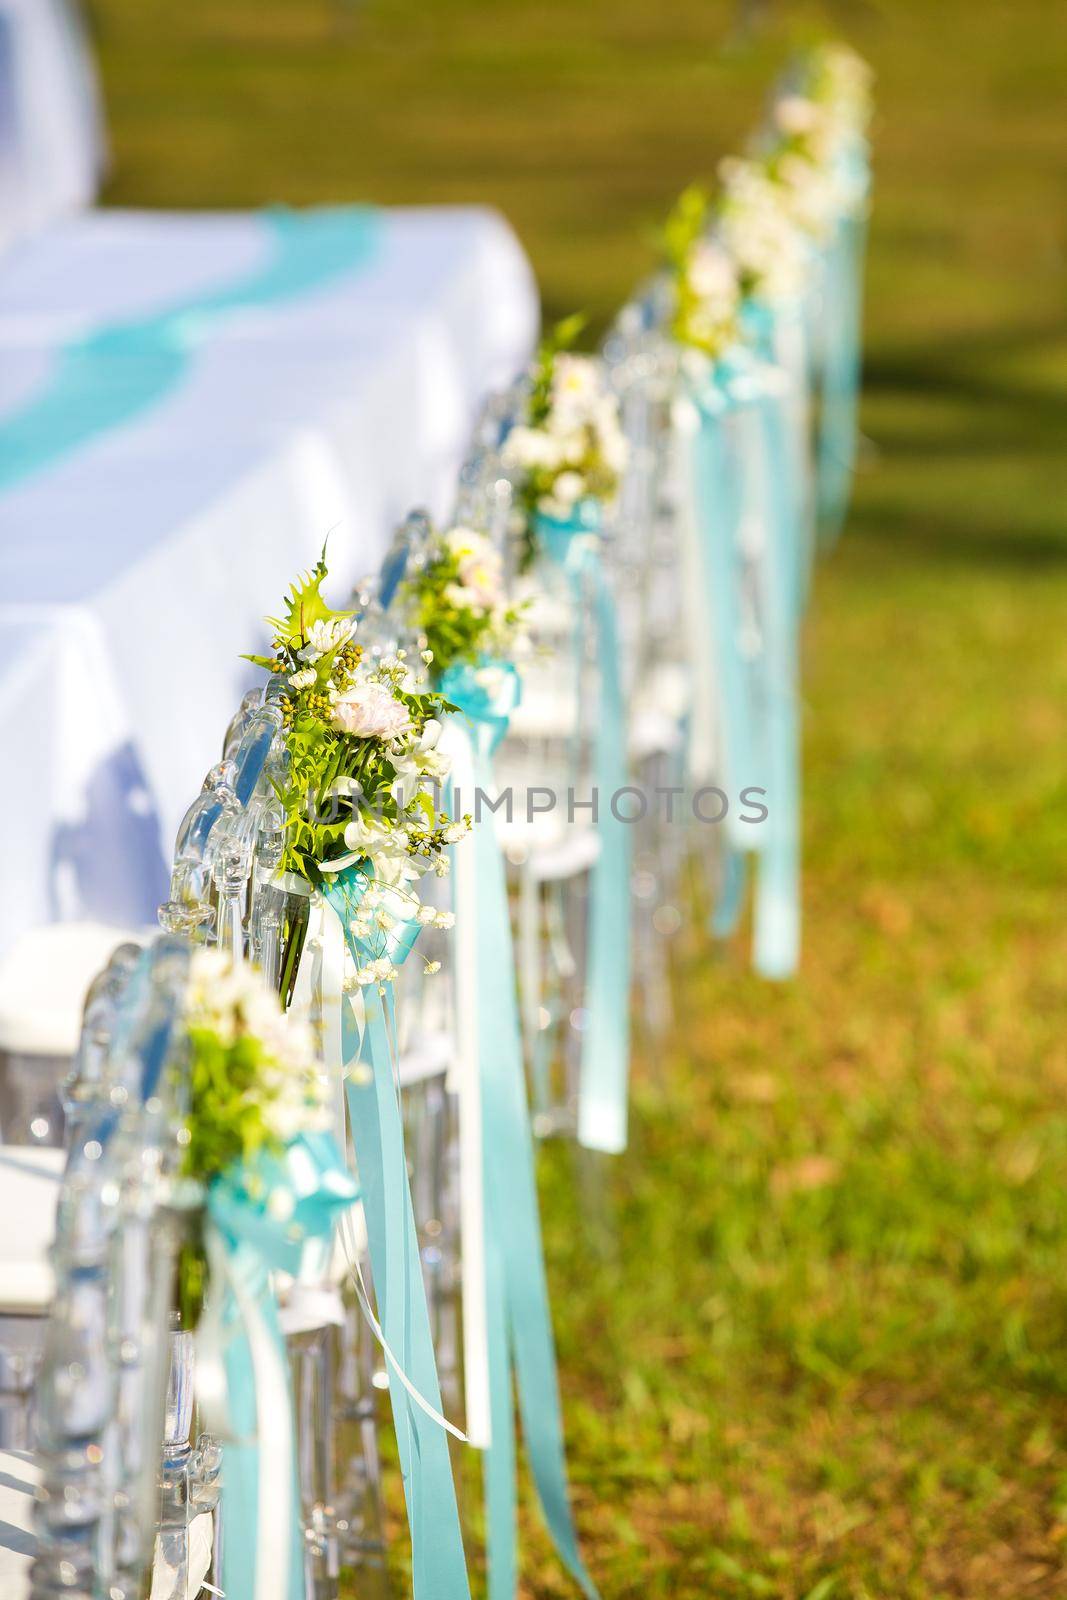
331,680 -> 412,741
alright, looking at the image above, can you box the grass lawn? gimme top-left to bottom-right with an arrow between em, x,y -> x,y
88,1 -> 1067,1594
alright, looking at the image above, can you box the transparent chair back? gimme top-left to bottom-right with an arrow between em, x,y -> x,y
31,936 -> 221,1600
443,386 -> 603,1136
603,290 -> 692,1033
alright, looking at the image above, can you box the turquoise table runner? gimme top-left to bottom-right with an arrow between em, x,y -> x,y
0,205 -> 381,491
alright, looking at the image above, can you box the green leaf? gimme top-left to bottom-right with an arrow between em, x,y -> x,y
548,310 -> 588,352
267,544 -> 354,646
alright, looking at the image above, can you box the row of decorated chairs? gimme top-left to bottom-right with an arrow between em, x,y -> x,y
0,40 -> 870,1600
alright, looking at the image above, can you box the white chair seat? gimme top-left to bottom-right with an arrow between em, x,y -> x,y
504,687 -> 579,741
0,1146 -> 64,1314
0,1451 -> 214,1600
149,1512 -> 214,1600
276,1206 -> 368,1338
0,1447 -> 39,1600
628,661 -> 691,762
0,923 -> 142,1057
517,826 -> 602,882
629,704 -> 684,762
398,1031 -> 453,1088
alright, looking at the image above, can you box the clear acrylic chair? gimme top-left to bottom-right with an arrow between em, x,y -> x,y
0,923 -> 144,1149
458,386 -> 617,1139
159,680 -> 386,1600
602,293 -> 699,1035
0,939 -> 142,1462
29,936 -> 221,1600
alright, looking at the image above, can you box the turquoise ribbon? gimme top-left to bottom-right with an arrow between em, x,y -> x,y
815,202 -> 867,547
534,506 -> 634,1156
0,205 -> 380,490
441,662 -> 597,1600
322,867 -> 471,1600
687,353 -> 801,978
206,1130 -> 358,1600
739,293 -> 816,618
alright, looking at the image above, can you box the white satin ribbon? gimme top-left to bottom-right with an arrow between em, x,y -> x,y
282,870 -> 474,1446
437,716 -> 492,1451
195,1230 -> 291,1600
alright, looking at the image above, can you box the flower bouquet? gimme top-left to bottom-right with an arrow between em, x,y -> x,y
397,523 -> 526,680
501,315 -> 627,569
244,550 -> 467,1002
174,948 -> 333,1327
750,43 -> 874,246
662,185 -> 742,361
170,947 -> 355,1600
714,153 -> 811,302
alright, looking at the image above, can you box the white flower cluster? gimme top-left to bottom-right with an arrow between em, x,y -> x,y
717,155 -> 810,301
288,618 -> 359,694
762,46 -> 873,238
502,353 -> 627,521
299,616 -> 356,662
812,42 -> 874,137
771,147 -> 853,241
678,236 -> 742,356
334,799 -> 465,891
441,527 -> 508,618
186,948 -> 328,1145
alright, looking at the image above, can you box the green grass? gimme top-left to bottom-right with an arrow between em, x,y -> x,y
87,1 -> 1067,1593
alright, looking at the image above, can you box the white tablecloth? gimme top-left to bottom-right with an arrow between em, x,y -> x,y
0,205 -> 538,954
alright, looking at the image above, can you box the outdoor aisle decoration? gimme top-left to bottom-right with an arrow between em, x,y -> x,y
663,186 -> 804,978
175,948 -> 357,1600
760,41 -> 874,544
396,524 -> 598,1599
501,319 -> 634,1154
653,40 -> 872,979
245,554 -> 474,1600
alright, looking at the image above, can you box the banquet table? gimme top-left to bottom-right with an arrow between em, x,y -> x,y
0,205 -> 538,956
